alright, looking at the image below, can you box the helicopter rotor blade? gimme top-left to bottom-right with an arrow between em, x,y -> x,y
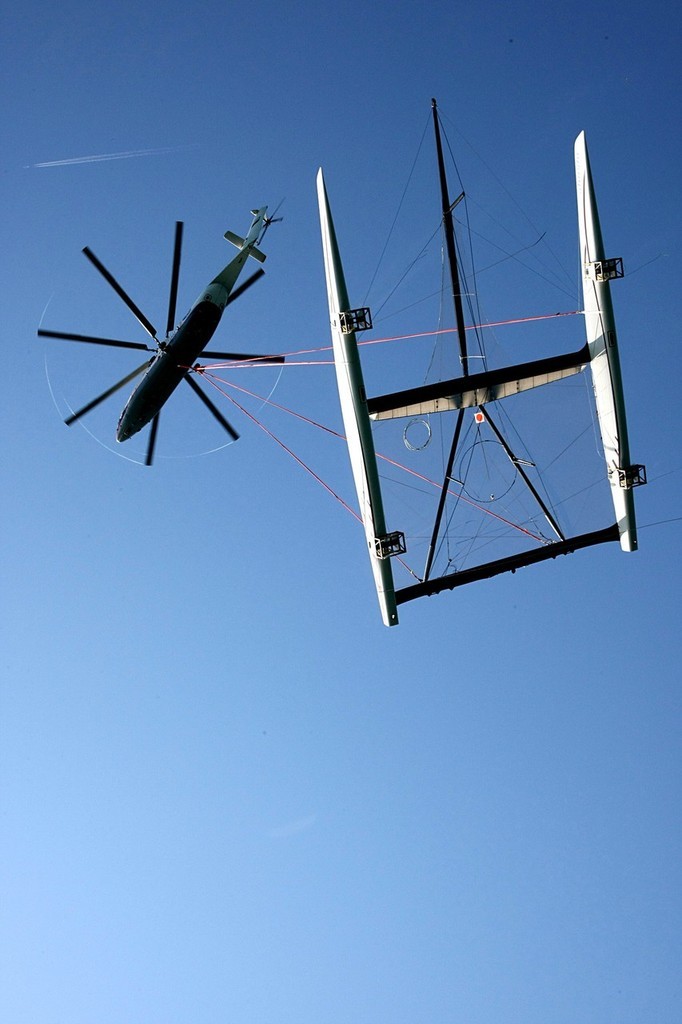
166,221 -> 184,337
64,359 -> 151,426
184,373 -> 239,441
224,268 -> 265,308
38,328 -> 154,352
200,348 -> 284,364
145,413 -> 160,466
83,246 -> 158,340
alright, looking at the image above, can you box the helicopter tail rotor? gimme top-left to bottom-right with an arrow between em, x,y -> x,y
257,198 -> 285,243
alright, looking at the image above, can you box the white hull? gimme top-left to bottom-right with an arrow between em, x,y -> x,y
317,169 -> 399,626
575,132 -> 638,551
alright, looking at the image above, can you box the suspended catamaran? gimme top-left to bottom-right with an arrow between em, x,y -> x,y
318,100 -> 645,627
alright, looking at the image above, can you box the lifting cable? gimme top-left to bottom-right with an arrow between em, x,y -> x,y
199,370 -> 548,546
198,370 -> 360,525
197,309 -> 581,373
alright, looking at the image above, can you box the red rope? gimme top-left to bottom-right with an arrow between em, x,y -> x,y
203,372 -> 346,440
201,370 -> 546,544
356,310 -> 582,350
195,309 -> 581,368
200,372 -> 361,522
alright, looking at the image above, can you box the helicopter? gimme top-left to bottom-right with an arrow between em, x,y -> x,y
38,206 -> 283,465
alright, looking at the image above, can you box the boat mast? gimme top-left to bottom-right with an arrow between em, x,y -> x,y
432,98 -> 470,375
423,99 -> 469,581
423,102 -> 572,583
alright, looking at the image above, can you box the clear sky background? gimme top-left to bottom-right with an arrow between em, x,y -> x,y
2,2 -> 681,1022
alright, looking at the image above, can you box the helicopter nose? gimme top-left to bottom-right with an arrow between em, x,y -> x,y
117,408 -> 148,442
116,413 -> 134,442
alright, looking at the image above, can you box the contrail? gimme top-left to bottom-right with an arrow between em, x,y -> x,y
28,146 -> 186,169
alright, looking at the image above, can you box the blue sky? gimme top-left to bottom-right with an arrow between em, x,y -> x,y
3,2 -> 681,1021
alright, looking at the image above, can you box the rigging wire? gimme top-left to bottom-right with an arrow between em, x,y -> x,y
459,192 -> 579,301
370,221 -> 443,321
437,105 -> 578,299
487,395 -> 560,523
362,110 -> 432,307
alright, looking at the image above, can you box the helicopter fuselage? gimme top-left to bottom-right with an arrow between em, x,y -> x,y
116,210 -> 267,443
116,294 -> 223,441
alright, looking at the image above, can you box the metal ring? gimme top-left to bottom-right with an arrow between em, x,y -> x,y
403,417 -> 432,451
